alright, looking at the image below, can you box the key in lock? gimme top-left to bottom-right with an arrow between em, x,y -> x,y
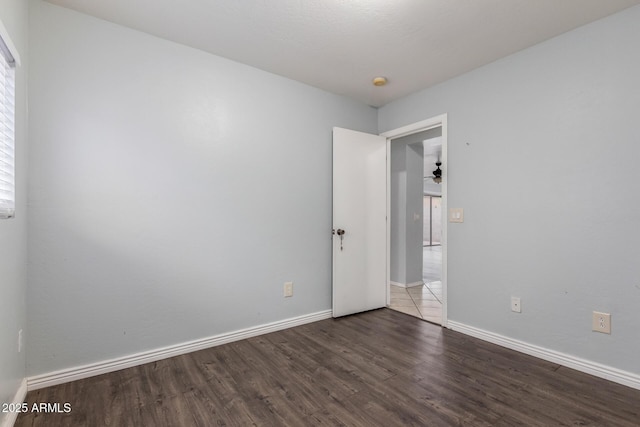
335,229 -> 345,251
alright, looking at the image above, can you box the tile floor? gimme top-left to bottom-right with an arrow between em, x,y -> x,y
422,245 -> 442,283
389,246 -> 442,324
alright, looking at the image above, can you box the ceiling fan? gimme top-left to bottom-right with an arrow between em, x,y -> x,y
424,161 -> 442,183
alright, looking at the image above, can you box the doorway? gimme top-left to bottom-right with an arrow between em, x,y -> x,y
383,116 -> 447,326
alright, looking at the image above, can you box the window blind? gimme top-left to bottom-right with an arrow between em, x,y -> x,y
0,33 -> 16,219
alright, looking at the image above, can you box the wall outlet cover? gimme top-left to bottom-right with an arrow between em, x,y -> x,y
284,282 -> 293,298
511,297 -> 521,313
592,311 -> 611,334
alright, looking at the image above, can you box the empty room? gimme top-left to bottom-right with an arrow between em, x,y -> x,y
2,0 -> 640,425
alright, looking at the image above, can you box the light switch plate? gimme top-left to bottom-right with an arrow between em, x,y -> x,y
449,208 -> 464,223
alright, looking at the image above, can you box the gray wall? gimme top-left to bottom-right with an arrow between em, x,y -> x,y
405,143 -> 423,284
0,0 -> 28,417
424,181 -> 441,196
389,141 -> 407,284
380,4 -> 640,375
27,1 -> 377,376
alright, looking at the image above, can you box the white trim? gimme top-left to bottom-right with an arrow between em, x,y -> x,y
0,18 -> 21,66
389,281 -> 423,288
27,310 -> 332,391
386,137 -> 391,306
1,378 -> 27,427
380,117 -> 444,139
440,116 -> 448,328
383,114 -> 448,328
448,321 -> 640,391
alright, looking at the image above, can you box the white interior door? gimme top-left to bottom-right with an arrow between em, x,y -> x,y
332,127 -> 387,317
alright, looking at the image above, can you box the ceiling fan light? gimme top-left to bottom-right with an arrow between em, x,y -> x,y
432,161 -> 442,183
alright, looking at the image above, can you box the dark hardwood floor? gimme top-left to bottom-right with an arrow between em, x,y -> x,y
16,309 -> 640,426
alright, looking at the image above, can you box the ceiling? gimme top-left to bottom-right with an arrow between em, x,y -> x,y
45,0 -> 640,107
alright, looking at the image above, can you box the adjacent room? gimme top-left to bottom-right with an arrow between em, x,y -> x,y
388,127 -> 444,324
2,0 -> 640,425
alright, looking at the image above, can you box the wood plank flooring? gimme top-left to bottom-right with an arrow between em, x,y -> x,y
16,309 -> 640,426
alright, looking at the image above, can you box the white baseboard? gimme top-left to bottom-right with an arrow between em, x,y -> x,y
389,281 -> 423,288
27,310 -> 332,391
1,378 -> 27,427
447,320 -> 640,391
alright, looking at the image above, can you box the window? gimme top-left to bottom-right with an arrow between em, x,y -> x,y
0,22 -> 18,219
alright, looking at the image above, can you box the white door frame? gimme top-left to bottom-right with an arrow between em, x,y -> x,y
381,114 -> 448,327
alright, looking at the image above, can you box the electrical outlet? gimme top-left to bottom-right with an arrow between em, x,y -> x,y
511,297 -> 521,313
18,329 -> 23,353
284,282 -> 293,298
592,311 -> 611,334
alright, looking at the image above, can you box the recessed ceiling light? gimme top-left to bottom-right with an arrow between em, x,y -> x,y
372,76 -> 387,86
